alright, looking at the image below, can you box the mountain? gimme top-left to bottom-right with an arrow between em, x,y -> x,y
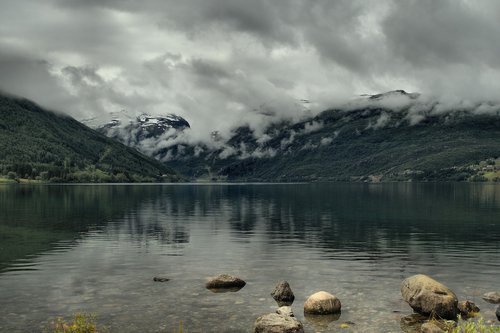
0,93 -> 180,182
160,91 -> 500,182
97,113 -> 190,144
95,113 -> 190,160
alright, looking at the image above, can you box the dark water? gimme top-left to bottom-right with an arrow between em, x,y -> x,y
0,183 -> 499,333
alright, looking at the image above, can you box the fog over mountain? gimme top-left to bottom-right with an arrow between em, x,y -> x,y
1,0 -> 500,142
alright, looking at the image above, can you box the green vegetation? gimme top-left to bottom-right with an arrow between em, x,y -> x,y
447,316 -> 500,333
168,108 -> 500,182
46,313 -> 107,333
0,93 -> 180,182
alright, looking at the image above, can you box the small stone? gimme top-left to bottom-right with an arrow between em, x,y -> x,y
153,277 -> 170,282
254,313 -> 304,333
457,300 -> 480,317
482,292 -> 500,304
205,274 -> 246,290
276,306 -> 294,317
420,322 -> 444,333
304,291 -> 341,315
271,281 -> 295,306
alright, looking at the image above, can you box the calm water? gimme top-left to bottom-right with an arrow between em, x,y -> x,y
0,183 -> 499,333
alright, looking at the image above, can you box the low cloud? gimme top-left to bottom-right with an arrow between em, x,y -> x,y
2,0 -> 500,144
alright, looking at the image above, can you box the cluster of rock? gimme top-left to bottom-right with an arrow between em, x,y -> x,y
254,280 -> 343,333
483,292 -> 500,322
159,272 -> 500,331
400,274 -> 500,332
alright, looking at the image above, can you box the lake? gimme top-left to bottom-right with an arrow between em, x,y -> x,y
0,183 -> 499,332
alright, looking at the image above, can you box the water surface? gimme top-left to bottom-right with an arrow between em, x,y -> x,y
0,183 -> 499,332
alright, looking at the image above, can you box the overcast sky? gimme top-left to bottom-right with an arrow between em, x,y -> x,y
1,0 -> 500,135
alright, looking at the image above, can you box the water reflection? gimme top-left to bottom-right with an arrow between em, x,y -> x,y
1,183 -> 500,272
1,183 -> 500,332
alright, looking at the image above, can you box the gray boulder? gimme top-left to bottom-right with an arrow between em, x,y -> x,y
271,281 -> 295,306
205,274 -> 246,290
496,305 -> 500,321
482,292 -> 500,304
401,274 -> 458,319
303,291 -> 341,315
254,313 -> 304,333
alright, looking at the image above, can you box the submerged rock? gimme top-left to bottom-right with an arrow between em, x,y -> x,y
303,291 -> 341,315
482,292 -> 500,304
254,313 -> 304,333
401,274 -> 458,319
205,274 -> 246,290
153,277 -> 170,282
420,322 -> 444,333
400,315 -> 455,333
400,314 -> 427,333
304,313 -> 341,329
271,281 -> 295,306
457,300 -> 480,317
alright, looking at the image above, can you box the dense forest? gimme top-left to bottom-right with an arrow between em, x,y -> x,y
0,93 -> 180,183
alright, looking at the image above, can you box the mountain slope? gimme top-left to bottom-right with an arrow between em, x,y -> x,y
0,93 -> 179,182
161,94 -> 500,181
96,113 -> 189,155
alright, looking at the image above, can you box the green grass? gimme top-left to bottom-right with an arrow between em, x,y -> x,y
46,313 -> 107,333
447,316 -> 500,333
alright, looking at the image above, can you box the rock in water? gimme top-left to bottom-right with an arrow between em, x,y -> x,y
303,291 -> 341,315
153,277 -> 170,282
254,313 -> 304,333
401,274 -> 458,319
482,292 -> 500,304
457,300 -> 480,317
205,274 -> 246,290
304,313 -> 341,329
276,306 -> 294,317
496,305 -> 500,321
271,281 -> 295,306
400,314 -> 428,333
420,322 -> 444,333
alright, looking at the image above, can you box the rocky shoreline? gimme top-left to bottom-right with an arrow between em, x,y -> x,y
149,272 -> 500,332
198,273 -> 500,332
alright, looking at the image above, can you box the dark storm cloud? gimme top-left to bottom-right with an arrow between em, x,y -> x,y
383,0 -> 500,68
0,50 -> 78,115
1,0 -> 500,136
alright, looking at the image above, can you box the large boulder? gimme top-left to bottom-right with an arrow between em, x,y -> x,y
205,274 -> 246,290
457,300 -> 479,317
271,281 -> 295,306
303,291 -> 341,315
254,313 -> 304,333
496,305 -> 500,321
401,274 -> 458,319
482,292 -> 500,304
